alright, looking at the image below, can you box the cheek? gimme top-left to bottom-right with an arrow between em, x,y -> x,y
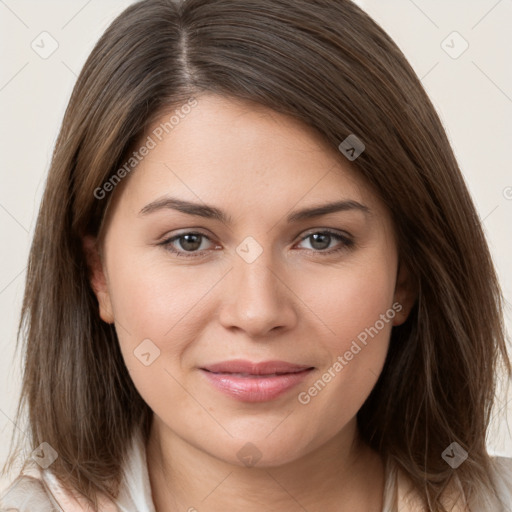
305,250 -> 396,343
106,257 -> 194,414
329,268 -> 395,347
106,248 -> 221,340
294,254 -> 396,412
104,251 -> 226,404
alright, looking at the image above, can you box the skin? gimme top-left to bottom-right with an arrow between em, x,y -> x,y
84,93 -> 416,512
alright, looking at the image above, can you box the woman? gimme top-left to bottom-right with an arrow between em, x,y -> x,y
1,0 -> 511,510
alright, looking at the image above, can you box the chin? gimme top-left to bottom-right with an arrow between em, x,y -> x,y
202,433 -> 312,469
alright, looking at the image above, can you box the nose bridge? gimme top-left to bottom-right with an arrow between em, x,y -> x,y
235,246 -> 278,298
219,236 -> 296,336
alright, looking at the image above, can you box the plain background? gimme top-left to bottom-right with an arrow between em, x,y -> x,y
1,0 -> 511,492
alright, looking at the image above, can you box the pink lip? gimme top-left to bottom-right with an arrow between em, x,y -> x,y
200,359 -> 315,402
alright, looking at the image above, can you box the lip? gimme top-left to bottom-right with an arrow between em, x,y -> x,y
200,359 -> 315,402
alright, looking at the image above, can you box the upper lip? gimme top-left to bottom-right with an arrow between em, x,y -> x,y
201,359 -> 314,375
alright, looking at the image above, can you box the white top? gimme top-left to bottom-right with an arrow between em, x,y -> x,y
1,428 -> 511,511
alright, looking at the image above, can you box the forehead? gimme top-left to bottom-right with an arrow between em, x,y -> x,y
112,94 -> 382,221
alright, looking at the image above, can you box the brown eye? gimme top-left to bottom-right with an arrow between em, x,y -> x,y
159,232 -> 217,258
175,234 -> 203,252
296,230 -> 354,254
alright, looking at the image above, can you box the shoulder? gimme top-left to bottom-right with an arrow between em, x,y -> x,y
0,460 -> 118,512
488,455 -> 512,504
0,468 -> 60,512
490,454 -> 512,473
0,429 -> 149,512
390,455 -> 512,512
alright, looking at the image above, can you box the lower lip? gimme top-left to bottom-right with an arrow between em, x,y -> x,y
200,368 -> 313,402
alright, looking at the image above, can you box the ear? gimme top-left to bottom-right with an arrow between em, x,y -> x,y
392,260 -> 417,326
82,235 -> 115,324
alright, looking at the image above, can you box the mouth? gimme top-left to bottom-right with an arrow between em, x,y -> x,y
201,359 -> 314,375
204,371 -> 306,377
199,360 -> 315,402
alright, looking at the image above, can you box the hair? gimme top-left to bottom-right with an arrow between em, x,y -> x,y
2,0 -> 511,510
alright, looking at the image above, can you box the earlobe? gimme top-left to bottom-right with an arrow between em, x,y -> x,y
392,261 -> 417,326
82,235 -> 115,324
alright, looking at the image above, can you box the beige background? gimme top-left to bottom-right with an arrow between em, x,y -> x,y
1,0 -> 511,492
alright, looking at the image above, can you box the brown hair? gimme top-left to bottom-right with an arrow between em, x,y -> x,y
3,0 -> 510,510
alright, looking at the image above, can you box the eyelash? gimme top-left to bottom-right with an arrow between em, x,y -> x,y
157,229 -> 355,259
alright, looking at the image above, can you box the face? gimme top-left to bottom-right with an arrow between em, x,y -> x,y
84,93 -> 414,467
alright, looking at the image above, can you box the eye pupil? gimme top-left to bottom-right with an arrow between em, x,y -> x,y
310,233 -> 330,250
180,234 -> 202,251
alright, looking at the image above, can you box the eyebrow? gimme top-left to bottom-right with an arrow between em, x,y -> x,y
138,196 -> 371,224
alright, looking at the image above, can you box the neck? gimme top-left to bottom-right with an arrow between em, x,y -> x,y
146,417 -> 385,512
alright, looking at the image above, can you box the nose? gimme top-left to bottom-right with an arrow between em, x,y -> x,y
218,249 -> 298,339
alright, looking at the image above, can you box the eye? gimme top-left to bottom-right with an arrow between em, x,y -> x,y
158,232 -> 219,258
158,229 -> 354,259
295,230 -> 354,254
